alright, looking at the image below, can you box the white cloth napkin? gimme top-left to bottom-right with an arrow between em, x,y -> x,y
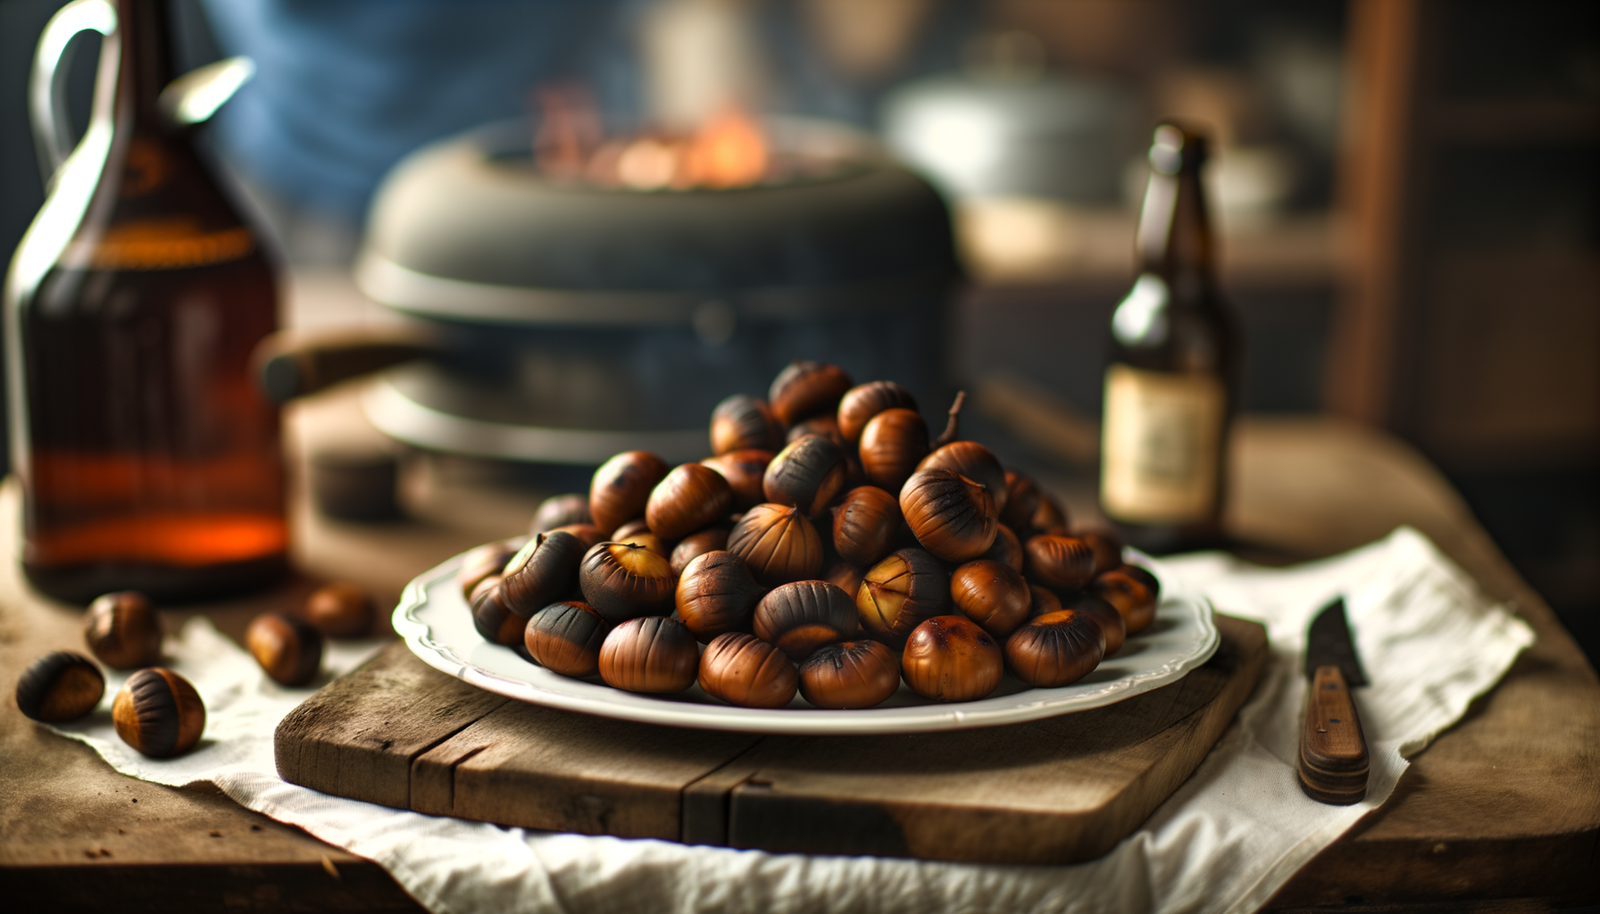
47,526 -> 1533,914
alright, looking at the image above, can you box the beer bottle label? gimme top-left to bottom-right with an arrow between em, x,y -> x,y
1100,363 -> 1224,524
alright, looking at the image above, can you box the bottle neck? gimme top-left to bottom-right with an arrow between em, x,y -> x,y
1135,166 -> 1215,293
115,0 -> 175,125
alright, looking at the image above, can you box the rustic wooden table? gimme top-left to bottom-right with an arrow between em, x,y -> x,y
1,388 -> 1596,912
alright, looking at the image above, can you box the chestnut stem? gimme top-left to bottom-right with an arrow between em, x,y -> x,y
934,390 -> 966,448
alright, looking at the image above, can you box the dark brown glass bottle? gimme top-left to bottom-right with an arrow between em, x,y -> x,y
5,0 -> 287,602
1099,123 -> 1240,554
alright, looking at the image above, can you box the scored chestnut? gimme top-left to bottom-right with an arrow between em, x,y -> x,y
647,463 -> 734,540
763,435 -> 848,518
83,591 -> 162,670
836,381 -> 918,444
901,615 -> 1004,702
304,581 -> 376,638
1091,564 -> 1160,635
112,667 -> 206,758
899,468 -> 998,563
753,580 -> 859,661
525,601 -> 611,677
856,547 -> 950,646
589,450 -> 669,535
1065,591 -> 1127,656
458,538 -> 524,602
1075,528 -> 1126,577
725,504 -> 824,588
1023,534 -> 1096,591
1005,608 -> 1105,687
949,559 -> 1031,640
670,524 -> 732,578
859,408 -> 929,493
598,616 -> 699,693
16,651 -> 104,722
832,485 -> 902,567
916,441 -> 1007,514
701,449 -> 774,511
676,550 -> 766,643
797,640 -> 901,709
579,542 -> 677,624
710,394 -> 784,455
1000,470 -> 1041,533
611,518 -> 669,557
247,612 -> 324,687
1027,584 -> 1062,618
768,359 -> 853,426
982,524 -> 1025,573
470,576 -> 524,646
500,530 -> 587,619
823,558 -> 866,600
530,492 -> 592,535
698,632 -> 798,708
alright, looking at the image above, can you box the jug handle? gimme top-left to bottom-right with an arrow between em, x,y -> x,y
29,0 -> 117,187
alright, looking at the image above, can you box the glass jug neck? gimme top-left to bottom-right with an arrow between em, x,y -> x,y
1135,166 -> 1215,290
115,0 -> 176,124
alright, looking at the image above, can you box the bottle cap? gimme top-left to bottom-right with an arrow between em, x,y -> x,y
1149,122 -> 1208,175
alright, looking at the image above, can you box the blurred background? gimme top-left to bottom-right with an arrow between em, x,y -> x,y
2,0 -> 1596,655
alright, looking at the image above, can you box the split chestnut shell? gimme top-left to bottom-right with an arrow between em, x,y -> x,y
578,542 -> 677,624
856,547 -> 950,646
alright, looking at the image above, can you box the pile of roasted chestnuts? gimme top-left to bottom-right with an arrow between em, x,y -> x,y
461,359 -> 1161,710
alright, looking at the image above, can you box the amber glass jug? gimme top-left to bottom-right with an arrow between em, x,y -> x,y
5,0 -> 287,602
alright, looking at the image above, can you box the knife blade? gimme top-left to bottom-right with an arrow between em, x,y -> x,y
1298,598 -> 1371,804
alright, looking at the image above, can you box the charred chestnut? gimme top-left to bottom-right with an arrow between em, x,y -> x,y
1065,591 -> 1126,656
247,612 -> 324,686
698,632 -> 798,708
1090,565 -> 1160,635
856,547 -> 950,646
1000,470 -> 1041,532
1024,534 -> 1096,591
823,558 -> 866,599
858,408 -> 929,493
900,469 -> 998,563
753,580 -> 859,660
797,640 -> 901,709
1027,584 -> 1063,618
500,531 -> 587,618
578,542 -> 677,624
670,524 -> 732,577
768,360 -> 853,426
524,601 -> 610,677
1005,609 -> 1105,687
589,450 -> 669,535
949,559 -> 1031,640
725,504 -> 825,587
982,524 -> 1025,573
1076,528 -> 1125,577
471,576 -> 524,646
710,394 -> 785,455
647,463 -> 734,540
676,550 -> 766,642
916,441 -> 1007,514
598,616 -> 699,693
457,537 -> 524,602
16,651 -> 104,722
305,582 -> 376,638
901,615 -> 1004,702
836,381 -> 918,444
83,591 -> 161,670
701,449 -> 774,511
763,435 -> 847,518
832,486 -> 903,567
530,493 -> 592,535
113,667 -> 205,758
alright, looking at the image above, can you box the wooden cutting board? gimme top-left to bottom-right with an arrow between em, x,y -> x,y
275,614 -> 1266,865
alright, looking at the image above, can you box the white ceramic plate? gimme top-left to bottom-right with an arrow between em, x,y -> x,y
394,550 -> 1219,735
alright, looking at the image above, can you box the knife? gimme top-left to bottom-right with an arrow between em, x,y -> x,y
1298,598 -> 1371,804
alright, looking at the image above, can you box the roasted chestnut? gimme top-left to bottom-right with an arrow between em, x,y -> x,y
768,359 -> 853,426
797,640 -> 901,709
725,503 -> 824,587
598,616 -> 699,693
1076,528 -> 1125,577
530,493 -> 592,535
856,547 -> 950,646
823,558 -> 866,599
698,632 -> 798,708
753,580 -> 858,660
470,576 -> 524,646
1000,470 -> 1041,533
247,612 -> 324,686
589,450 -> 669,534
982,524 -> 1025,573
1091,565 -> 1160,635
710,394 -> 785,455
676,550 -> 766,642
949,559 -> 1031,640
670,524 -> 732,577
457,537 -> 524,602
1031,493 -> 1068,535
899,469 -> 998,563
305,581 -> 376,638
1027,584 -> 1063,618
916,441 -> 1007,514
901,615 -> 1004,702
762,435 -> 847,518
1024,534 -> 1096,591
1005,609 -> 1105,687
83,591 -> 161,670
524,601 -> 610,677
112,667 -> 205,758
701,449 -> 775,511
500,530 -> 587,618
578,542 -> 677,624
16,651 -> 104,722
610,518 -> 668,556
1065,591 -> 1126,656
858,408 -> 929,493
550,523 -> 607,550
832,485 -> 903,567
837,381 -> 918,444
647,463 -> 734,540
786,414 -> 847,449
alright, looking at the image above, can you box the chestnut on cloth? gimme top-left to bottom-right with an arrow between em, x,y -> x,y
42,527 -> 1532,914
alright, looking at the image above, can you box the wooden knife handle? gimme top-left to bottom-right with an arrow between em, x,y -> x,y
1298,664 -> 1370,804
